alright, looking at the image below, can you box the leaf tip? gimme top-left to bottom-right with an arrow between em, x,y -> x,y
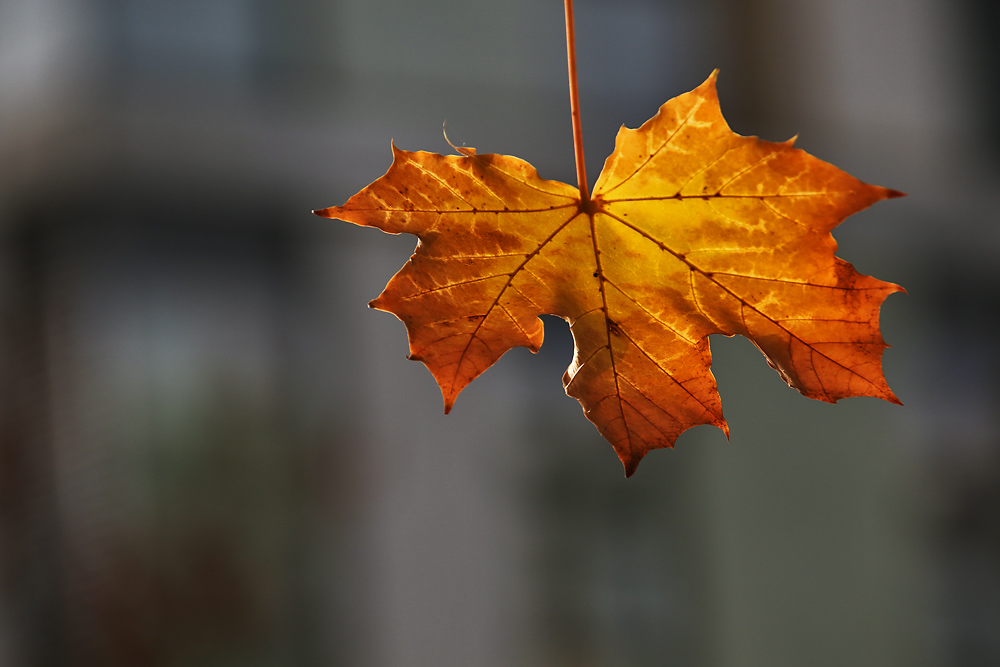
622,455 -> 641,478
700,69 -> 721,94
884,280 -> 906,297
369,295 -> 391,311
313,207 -> 336,218
695,69 -> 722,107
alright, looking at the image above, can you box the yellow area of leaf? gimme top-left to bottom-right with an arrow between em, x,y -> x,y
316,72 -> 903,476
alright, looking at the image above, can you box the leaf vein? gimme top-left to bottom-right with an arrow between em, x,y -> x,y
602,99 -> 704,196
603,277 -> 699,344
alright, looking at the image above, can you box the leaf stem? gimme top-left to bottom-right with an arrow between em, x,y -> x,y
564,0 -> 589,202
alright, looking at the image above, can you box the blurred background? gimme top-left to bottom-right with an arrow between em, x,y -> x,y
0,0 -> 997,664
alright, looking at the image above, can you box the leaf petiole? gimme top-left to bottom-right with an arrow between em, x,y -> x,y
564,0 -> 590,203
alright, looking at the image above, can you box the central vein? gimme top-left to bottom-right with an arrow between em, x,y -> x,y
587,209 -> 632,446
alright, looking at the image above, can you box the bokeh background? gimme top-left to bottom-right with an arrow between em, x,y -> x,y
0,0 -> 997,664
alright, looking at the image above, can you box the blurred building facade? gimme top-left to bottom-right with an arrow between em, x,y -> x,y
0,0 -> 997,665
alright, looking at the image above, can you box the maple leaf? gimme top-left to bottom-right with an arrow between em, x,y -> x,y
316,72 -> 903,476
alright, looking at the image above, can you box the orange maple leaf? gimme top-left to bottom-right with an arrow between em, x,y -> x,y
316,72 -> 903,476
